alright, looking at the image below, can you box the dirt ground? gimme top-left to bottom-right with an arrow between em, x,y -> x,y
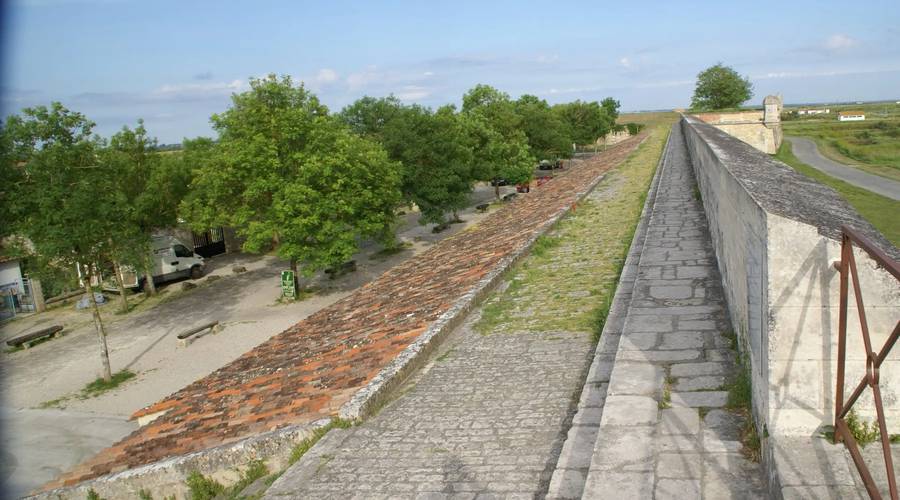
0,183 -> 514,497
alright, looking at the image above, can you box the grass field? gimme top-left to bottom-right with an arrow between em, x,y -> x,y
774,141 -> 900,247
475,116 -> 675,336
619,111 -> 680,128
783,102 -> 900,182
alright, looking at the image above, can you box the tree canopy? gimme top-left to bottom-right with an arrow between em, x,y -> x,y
552,99 -> 619,146
461,85 -> 534,190
182,75 -> 402,274
1,103 -> 125,378
690,63 -> 754,110
382,105 -> 475,224
514,94 -> 571,161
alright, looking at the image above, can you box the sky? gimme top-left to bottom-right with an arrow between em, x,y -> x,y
2,0 -> 899,144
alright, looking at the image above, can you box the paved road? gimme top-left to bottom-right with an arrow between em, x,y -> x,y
0,408 -> 136,499
785,136 -> 900,200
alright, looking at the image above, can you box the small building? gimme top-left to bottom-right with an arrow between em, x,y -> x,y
838,111 -> 865,122
798,108 -> 829,115
0,255 -> 35,320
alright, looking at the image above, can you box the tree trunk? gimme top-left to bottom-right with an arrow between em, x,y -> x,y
290,257 -> 299,292
111,261 -> 129,313
494,184 -> 500,199
85,269 -> 112,382
143,267 -> 157,296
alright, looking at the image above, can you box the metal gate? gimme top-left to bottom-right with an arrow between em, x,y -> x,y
192,227 -> 226,258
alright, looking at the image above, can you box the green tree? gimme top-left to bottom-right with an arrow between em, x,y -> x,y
552,100 -> 617,146
337,95 -> 405,140
381,105 -> 475,224
182,75 -> 402,277
104,120 -> 193,299
461,85 -> 534,198
1,103 -> 121,380
514,94 -> 571,161
690,63 -> 754,110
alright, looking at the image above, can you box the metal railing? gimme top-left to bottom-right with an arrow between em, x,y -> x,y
833,225 -> 899,500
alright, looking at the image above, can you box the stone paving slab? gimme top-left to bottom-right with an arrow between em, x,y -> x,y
42,136 -> 646,491
265,324 -> 593,499
580,123 -> 766,498
545,128 -> 666,500
773,436 -> 899,499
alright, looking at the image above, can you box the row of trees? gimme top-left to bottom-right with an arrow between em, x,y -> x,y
0,75 -> 620,379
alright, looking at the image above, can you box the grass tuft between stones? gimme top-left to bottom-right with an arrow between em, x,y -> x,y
288,418 -> 354,465
725,355 -> 760,462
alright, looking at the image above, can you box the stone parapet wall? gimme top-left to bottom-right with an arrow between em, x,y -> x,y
681,115 -> 899,438
693,109 -> 782,154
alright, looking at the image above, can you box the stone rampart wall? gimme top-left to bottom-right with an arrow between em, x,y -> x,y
681,115 -> 899,439
693,110 -> 782,154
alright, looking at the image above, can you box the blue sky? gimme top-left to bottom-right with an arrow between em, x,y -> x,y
3,0 -> 899,143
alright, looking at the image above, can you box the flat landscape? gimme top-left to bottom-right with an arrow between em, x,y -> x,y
783,102 -> 900,181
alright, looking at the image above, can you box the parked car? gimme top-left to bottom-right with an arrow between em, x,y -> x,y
490,177 -> 509,186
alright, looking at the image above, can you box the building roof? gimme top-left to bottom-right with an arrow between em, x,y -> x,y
838,111 -> 865,116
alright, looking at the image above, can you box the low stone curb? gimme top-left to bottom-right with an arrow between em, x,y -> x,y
545,131 -> 669,499
28,418 -> 333,500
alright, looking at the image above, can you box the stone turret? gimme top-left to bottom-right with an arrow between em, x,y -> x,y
763,94 -> 783,124
763,94 -> 783,150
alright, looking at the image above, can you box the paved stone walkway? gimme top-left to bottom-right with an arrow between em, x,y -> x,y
580,124 -> 766,498
266,321 -> 593,499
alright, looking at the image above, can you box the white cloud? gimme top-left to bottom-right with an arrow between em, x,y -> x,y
395,85 -> 430,102
824,34 -> 859,51
754,67 -> 900,80
315,68 -> 339,84
423,71 -> 435,76
346,66 -> 380,89
536,54 -> 559,64
619,57 -> 631,68
155,79 -> 244,95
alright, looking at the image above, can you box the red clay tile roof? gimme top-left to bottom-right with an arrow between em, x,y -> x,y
43,136 -> 644,490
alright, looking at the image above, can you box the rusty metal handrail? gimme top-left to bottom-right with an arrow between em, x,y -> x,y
832,225 -> 899,500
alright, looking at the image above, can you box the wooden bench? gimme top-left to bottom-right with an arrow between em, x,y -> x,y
7,325 -> 64,348
476,203 -> 490,213
324,260 -> 357,279
177,321 -> 221,347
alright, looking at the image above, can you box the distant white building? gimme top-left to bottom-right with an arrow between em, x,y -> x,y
798,108 -> 829,115
838,111 -> 865,122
